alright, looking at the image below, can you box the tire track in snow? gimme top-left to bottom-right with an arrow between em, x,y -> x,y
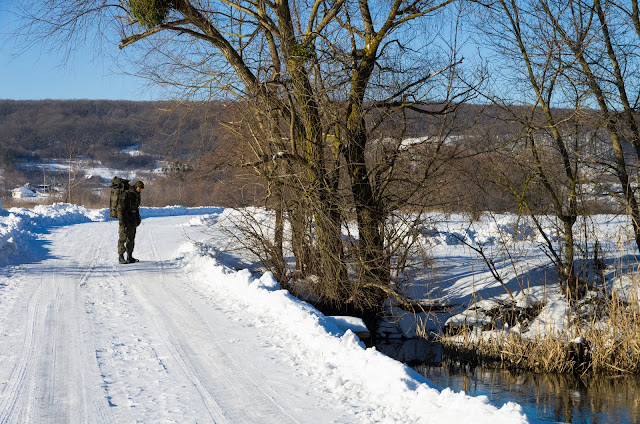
122,227 -> 311,423
143,283 -> 303,424
84,268 -> 186,422
64,237 -> 113,424
123,228 -> 231,423
0,277 -> 45,424
0,228 -> 112,424
0,217 -> 358,423
0,268 -> 72,423
79,224 -> 212,423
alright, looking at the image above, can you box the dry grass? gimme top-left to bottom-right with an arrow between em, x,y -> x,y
580,287 -> 640,374
440,328 -> 580,374
439,276 -> 640,375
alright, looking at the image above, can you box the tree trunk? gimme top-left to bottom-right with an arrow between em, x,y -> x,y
345,100 -> 389,313
562,216 -> 579,298
574,56 -> 640,253
272,189 -> 286,283
541,0 -> 640,254
609,129 -> 640,253
288,204 -> 312,275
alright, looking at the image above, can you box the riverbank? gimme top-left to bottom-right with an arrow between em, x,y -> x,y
436,277 -> 640,375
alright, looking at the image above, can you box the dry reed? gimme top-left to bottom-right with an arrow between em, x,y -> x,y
439,273 -> 640,375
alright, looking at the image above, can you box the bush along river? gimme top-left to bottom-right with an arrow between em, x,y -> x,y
375,337 -> 640,423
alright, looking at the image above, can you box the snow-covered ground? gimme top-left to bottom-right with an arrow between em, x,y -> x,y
0,204 -> 527,423
417,213 -> 639,340
19,158 -> 164,183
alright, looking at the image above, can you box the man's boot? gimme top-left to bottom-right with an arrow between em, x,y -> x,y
119,253 -> 127,264
127,253 -> 139,263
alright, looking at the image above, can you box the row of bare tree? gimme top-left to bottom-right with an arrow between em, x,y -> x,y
476,0 -> 640,298
11,0 -> 640,321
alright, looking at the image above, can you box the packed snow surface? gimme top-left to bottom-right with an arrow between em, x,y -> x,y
0,204 -> 527,423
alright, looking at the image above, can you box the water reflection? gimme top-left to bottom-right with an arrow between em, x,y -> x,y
415,361 -> 640,423
376,339 -> 640,423
375,338 -> 443,365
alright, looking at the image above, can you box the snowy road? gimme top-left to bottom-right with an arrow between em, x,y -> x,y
0,217 -> 357,423
0,209 -> 528,423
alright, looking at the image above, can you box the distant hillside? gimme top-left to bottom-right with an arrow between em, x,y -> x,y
0,99 -> 227,170
0,99 -> 624,212
0,99 -> 589,171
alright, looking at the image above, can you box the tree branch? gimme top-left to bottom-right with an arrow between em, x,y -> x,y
119,19 -> 191,49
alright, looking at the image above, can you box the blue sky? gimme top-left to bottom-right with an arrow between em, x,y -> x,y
0,4 -> 156,101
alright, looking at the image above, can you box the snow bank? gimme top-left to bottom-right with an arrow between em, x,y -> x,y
0,204 -> 104,264
0,204 -> 224,265
0,213 -> 30,265
177,242 -> 528,424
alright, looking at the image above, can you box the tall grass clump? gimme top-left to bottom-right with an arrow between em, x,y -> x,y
439,273 -> 640,375
581,279 -> 640,374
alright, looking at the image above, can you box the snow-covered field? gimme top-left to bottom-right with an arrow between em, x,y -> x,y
20,158 -> 162,183
0,204 -> 527,423
415,213 -> 640,340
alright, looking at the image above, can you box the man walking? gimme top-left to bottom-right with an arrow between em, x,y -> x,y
117,180 -> 144,264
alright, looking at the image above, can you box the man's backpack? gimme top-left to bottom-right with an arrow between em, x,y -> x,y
109,177 -> 130,218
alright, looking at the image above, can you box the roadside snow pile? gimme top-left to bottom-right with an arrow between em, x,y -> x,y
0,203 -> 224,265
177,242 -> 528,424
0,203 -> 106,265
12,203 -> 106,226
0,213 -> 30,265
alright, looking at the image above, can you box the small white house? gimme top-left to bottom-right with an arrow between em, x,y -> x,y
12,185 -> 36,199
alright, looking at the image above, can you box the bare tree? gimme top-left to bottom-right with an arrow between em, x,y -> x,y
15,0 -> 472,319
62,133 -> 86,204
535,0 -> 640,253
473,0 -> 592,297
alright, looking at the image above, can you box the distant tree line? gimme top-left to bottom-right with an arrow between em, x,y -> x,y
0,99 -> 227,169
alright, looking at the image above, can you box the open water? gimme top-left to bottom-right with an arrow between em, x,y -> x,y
376,338 -> 640,423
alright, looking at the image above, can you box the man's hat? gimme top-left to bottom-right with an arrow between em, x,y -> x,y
135,181 -> 145,189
